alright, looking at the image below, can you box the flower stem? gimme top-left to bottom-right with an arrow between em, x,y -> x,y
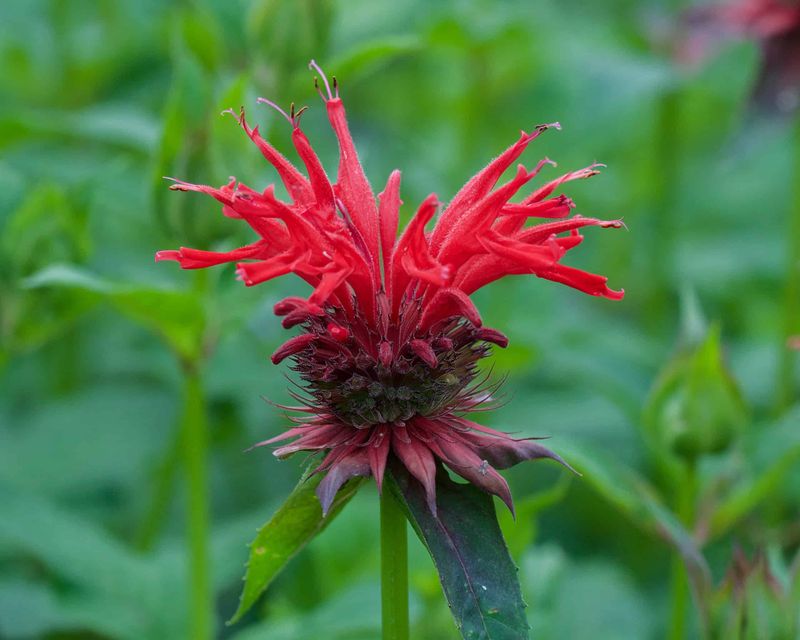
776,115 -> 800,411
182,368 -> 212,640
381,487 -> 409,640
645,87 -> 680,330
134,430 -> 181,550
668,461 -> 696,640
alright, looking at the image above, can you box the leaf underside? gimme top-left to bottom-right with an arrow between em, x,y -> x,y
228,463 -> 364,624
391,464 -> 530,640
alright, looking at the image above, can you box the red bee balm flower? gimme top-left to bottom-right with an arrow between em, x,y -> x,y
157,62 -> 624,516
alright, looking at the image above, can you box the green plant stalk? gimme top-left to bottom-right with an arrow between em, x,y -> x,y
135,430 -> 182,550
645,88 -> 680,329
381,488 -> 409,640
668,461 -> 696,640
182,369 -> 212,640
776,115 -> 800,411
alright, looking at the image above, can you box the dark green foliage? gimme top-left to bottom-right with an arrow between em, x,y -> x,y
392,466 -> 529,640
1,0 -> 799,638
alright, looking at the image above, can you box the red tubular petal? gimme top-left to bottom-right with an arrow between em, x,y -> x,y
538,263 -> 625,300
500,195 -> 574,218
155,250 -> 180,263
409,339 -> 438,368
155,241 -> 270,270
327,322 -> 349,342
420,288 -> 482,330
478,231 -> 565,273
307,257 -> 353,308
399,252 -> 451,287
378,170 -> 402,286
475,327 -> 509,348
230,108 -> 314,206
316,449 -> 371,516
325,98 -> 380,272
291,127 -> 335,213
389,193 -> 441,312
379,341 -> 393,367
235,252 -> 301,287
271,333 -> 316,364
274,297 -> 324,318
166,177 -> 237,205
430,125 -> 558,252
392,431 -> 438,515
516,216 -> 624,245
436,164 -> 539,271
522,162 -> 604,205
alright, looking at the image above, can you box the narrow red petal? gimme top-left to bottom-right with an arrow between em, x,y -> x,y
378,170 -> 402,286
419,288 -> 482,330
409,339 -> 438,368
392,431 -> 438,515
228,108 -> 314,206
316,449 -> 371,516
325,97 -> 380,272
431,436 -> 514,515
271,333 -> 316,364
430,125 -> 558,252
367,426 -> 391,493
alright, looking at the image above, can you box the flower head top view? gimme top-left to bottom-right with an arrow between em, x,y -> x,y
157,61 -> 624,516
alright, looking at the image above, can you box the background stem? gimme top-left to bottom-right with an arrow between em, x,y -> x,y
182,369 -> 212,640
776,115 -> 800,411
645,88 -> 680,330
381,488 -> 409,640
668,461 -> 697,640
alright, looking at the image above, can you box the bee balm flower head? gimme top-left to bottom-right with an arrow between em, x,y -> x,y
157,61 -> 624,516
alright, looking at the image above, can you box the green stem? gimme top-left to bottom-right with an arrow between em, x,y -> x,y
182,369 -> 212,640
134,430 -> 181,550
645,88 -> 680,329
381,488 -> 409,640
668,461 -> 696,640
776,115 -> 800,411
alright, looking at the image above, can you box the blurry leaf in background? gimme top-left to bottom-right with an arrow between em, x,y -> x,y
708,403 -> 800,541
557,441 -> 711,601
709,547 -> 799,639
1,0 -> 799,638
23,264 -> 206,363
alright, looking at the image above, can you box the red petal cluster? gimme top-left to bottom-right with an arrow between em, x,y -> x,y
157,62 -> 623,515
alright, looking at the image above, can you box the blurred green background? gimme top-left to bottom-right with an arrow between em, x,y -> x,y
1,0 -> 799,638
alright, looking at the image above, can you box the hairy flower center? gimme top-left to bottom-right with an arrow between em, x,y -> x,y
293,314 -> 493,428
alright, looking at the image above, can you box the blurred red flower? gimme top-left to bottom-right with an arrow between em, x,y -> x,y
157,62 -> 624,515
682,0 -> 800,115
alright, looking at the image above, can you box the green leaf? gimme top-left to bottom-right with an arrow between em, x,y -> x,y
556,442 -> 711,602
392,466 -> 529,640
0,482 -> 158,607
709,405 -> 800,540
23,264 -> 206,361
328,36 -> 422,79
228,464 -> 365,624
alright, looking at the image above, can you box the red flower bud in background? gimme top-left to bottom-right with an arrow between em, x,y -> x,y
682,0 -> 800,115
157,62 -> 624,515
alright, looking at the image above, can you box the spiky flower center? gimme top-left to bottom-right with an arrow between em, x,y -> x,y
292,311 -> 495,428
